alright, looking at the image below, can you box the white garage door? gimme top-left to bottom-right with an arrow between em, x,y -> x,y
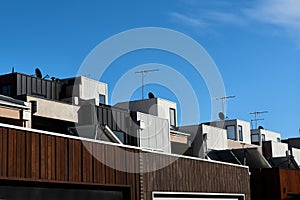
153,192 -> 244,200
155,198 -> 239,200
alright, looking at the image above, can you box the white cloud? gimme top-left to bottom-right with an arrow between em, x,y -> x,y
169,12 -> 206,28
243,0 -> 300,48
205,11 -> 245,25
245,0 -> 300,30
170,0 -> 300,47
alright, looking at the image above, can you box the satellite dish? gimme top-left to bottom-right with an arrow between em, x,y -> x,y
258,126 -> 264,129
35,68 -> 42,78
148,92 -> 155,99
219,112 -> 225,120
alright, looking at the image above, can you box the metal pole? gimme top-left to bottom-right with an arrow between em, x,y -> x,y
135,69 -> 159,100
142,72 -> 144,99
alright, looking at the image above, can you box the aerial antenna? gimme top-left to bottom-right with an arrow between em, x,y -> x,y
216,96 -> 235,118
135,69 -> 159,99
43,74 -> 50,79
250,111 -> 268,129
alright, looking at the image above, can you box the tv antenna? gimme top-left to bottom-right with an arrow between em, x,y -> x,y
135,69 -> 159,99
250,111 -> 268,129
216,95 -> 236,116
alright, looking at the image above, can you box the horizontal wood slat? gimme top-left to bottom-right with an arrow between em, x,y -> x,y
0,126 -> 251,200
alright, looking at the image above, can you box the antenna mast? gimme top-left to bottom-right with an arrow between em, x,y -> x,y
135,69 -> 159,99
250,111 -> 268,129
216,96 -> 236,116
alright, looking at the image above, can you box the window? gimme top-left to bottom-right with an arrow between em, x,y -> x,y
99,94 -> 106,104
113,131 -> 126,144
169,108 -> 176,127
238,125 -> 243,141
226,125 -> 236,140
262,134 -> 266,142
1,84 -> 12,96
251,134 -> 259,143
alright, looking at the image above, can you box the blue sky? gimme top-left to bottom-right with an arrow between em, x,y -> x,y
0,0 -> 299,138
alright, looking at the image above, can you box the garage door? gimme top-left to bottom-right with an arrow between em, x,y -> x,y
155,198 -> 239,200
153,192 -> 244,200
0,185 -> 127,200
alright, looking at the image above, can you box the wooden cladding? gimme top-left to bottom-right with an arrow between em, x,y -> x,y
0,127 -> 140,199
0,126 -> 251,200
141,153 -> 251,200
251,168 -> 300,200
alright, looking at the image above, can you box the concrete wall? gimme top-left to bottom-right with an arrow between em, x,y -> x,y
292,148 -> 300,166
179,124 -> 227,158
63,76 -> 108,105
209,119 -> 252,144
136,112 -> 170,153
80,76 -> 108,104
268,141 -> 289,157
115,98 -> 158,116
157,98 -> 177,126
115,98 -> 177,127
27,96 -> 79,123
201,124 -> 228,150
251,129 -> 281,146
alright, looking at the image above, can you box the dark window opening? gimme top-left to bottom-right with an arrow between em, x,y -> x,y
238,125 -> 243,141
1,84 -> 12,96
169,108 -> 176,127
251,134 -> 259,143
226,125 -> 237,140
262,134 -> 266,142
113,130 -> 126,144
99,94 -> 106,104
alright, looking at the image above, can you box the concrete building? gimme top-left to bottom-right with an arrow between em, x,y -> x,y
251,128 -> 281,146
179,124 -> 227,158
0,95 -> 31,128
208,119 -> 252,146
0,72 -> 108,134
262,141 -> 289,158
60,76 -> 108,105
282,137 -> 300,167
76,102 -> 171,153
178,119 -> 261,159
114,98 -> 177,128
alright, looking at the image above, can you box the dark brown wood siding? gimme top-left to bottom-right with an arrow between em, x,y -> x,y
141,152 -> 251,200
0,126 -> 140,200
0,126 -> 250,200
251,168 -> 300,200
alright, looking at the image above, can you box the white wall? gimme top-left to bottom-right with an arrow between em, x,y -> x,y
115,98 -> 177,127
137,112 -> 170,153
271,141 -> 289,157
236,119 -> 251,144
157,98 -> 177,126
115,98 -> 158,116
79,76 -> 108,104
251,129 -> 281,145
202,124 -> 228,150
292,148 -> 300,166
209,119 -> 252,144
27,96 -> 79,123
